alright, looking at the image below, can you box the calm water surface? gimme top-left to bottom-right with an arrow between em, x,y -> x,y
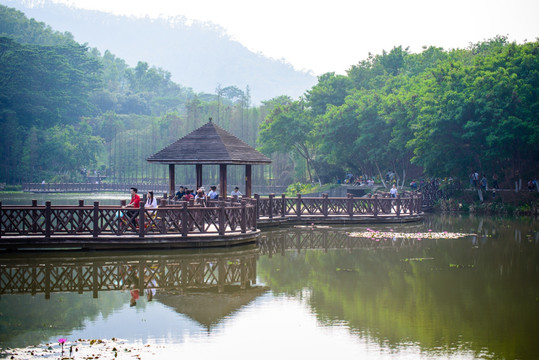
0,193 -> 538,359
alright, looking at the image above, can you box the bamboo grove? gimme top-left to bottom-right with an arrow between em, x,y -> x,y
0,5 -> 280,186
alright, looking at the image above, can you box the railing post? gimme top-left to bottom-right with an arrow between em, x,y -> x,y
218,201 -> 226,236
241,200 -> 247,233
417,192 -> 422,213
181,202 -> 189,237
252,199 -> 258,230
138,204 -> 145,238
77,200 -> 84,233
254,194 -> 260,219
93,201 -> 99,238
32,199 -> 38,233
373,195 -> 378,217
396,194 -> 401,216
323,194 -> 328,217
347,194 -> 354,217
296,194 -> 302,219
45,201 -> 52,239
281,194 -> 286,217
268,194 -> 274,219
0,201 -> 2,239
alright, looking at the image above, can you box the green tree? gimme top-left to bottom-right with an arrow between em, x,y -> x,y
259,99 -> 319,183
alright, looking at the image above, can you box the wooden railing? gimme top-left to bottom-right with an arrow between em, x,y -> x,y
0,194 -> 422,240
0,199 -> 257,239
254,193 -> 422,219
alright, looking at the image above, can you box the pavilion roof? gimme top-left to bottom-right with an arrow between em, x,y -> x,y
147,120 -> 272,165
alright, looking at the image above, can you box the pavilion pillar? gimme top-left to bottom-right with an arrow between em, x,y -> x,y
219,164 -> 227,200
245,164 -> 252,198
196,164 -> 203,191
168,164 -> 175,198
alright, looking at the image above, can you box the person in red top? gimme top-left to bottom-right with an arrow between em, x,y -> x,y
124,187 -> 140,208
123,187 -> 140,228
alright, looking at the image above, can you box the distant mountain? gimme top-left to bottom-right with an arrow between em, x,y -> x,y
0,0 -> 316,104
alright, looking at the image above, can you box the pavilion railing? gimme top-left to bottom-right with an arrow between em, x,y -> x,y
0,199 -> 258,239
254,193 -> 422,219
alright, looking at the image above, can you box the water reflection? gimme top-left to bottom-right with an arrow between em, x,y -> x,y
257,215 -> 539,360
1,247 -> 259,298
0,214 -> 537,359
0,246 -> 266,347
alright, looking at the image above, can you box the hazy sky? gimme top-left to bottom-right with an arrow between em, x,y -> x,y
53,0 -> 538,75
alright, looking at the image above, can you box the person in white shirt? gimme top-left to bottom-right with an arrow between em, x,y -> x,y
231,187 -> 242,198
208,185 -> 218,200
144,191 -> 158,213
390,185 -> 398,198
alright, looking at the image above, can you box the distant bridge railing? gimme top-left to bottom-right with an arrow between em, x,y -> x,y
254,193 -> 422,219
22,182 -> 288,195
23,182 -> 169,193
0,199 -> 257,239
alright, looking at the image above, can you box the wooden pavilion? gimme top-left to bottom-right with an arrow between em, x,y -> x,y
147,119 -> 272,198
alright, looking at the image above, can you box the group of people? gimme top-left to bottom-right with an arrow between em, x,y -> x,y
174,185 -> 243,201
469,172 -> 497,191
122,184 -> 245,213
340,173 -> 375,186
174,185 -> 217,201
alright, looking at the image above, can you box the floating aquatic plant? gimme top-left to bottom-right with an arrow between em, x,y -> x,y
347,230 -> 475,240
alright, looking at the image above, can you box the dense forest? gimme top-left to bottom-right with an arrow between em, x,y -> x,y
259,38 -> 539,188
1,4 -> 538,189
0,5 -> 281,187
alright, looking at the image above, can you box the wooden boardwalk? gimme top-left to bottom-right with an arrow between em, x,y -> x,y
255,193 -> 422,226
0,194 -> 422,250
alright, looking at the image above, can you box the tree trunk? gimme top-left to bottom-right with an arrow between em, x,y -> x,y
375,162 -> 387,189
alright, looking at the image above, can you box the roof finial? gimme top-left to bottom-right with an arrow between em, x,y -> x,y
209,117 -> 212,123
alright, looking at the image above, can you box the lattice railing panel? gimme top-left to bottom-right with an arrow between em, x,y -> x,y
1,208 -> 46,235
327,198 -> 348,215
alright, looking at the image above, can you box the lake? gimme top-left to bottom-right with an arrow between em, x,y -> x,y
0,193 -> 538,359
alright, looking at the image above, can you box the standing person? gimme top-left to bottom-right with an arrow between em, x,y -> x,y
123,187 -> 140,228
472,171 -> 479,189
492,174 -> 499,189
390,184 -> 398,198
481,175 -> 488,191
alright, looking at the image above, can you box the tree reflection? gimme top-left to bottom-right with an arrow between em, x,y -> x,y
257,216 -> 539,359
